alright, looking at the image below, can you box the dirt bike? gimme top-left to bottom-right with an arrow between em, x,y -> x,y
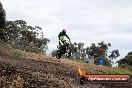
56,40 -> 72,59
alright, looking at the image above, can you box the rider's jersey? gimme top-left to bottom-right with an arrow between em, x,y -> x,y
58,31 -> 70,41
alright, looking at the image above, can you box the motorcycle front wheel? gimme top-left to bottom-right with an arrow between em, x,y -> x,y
56,50 -> 63,59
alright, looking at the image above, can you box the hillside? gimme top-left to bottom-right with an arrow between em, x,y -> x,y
0,42 -> 132,88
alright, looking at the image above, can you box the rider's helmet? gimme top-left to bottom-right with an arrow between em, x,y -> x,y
62,29 -> 67,33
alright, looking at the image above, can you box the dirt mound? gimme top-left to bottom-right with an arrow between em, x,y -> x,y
0,60 -> 70,88
0,57 -> 80,88
0,42 -> 132,88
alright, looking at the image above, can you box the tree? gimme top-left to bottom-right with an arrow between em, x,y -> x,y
109,50 -> 120,59
86,41 -> 112,58
77,42 -> 84,59
88,43 -> 100,58
16,20 -> 50,53
0,2 -> 6,40
5,20 -> 50,53
68,42 -> 78,59
119,51 -> 132,66
118,51 -> 132,71
51,50 -> 58,57
5,21 -> 22,44
0,2 -> 49,54
70,42 -> 85,59
86,41 -> 119,66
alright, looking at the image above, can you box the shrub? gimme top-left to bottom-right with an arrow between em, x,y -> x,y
4,43 -> 13,50
12,49 -> 27,59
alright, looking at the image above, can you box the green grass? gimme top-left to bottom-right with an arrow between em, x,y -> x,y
0,40 -> 27,59
12,49 -> 27,59
103,68 -> 132,75
4,43 -> 13,50
65,58 -> 132,76
85,64 -> 132,76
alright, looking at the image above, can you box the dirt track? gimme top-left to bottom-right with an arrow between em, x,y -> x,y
0,43 -> 132,88
0,58 -> 80,88
0,43 -> 82,88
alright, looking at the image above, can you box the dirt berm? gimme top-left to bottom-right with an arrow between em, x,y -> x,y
0,43 -> 131,88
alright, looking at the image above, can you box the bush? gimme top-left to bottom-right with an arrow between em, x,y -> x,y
4,43 -> 13,50
119,64 -> 132,71
12,49 -> 27,59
